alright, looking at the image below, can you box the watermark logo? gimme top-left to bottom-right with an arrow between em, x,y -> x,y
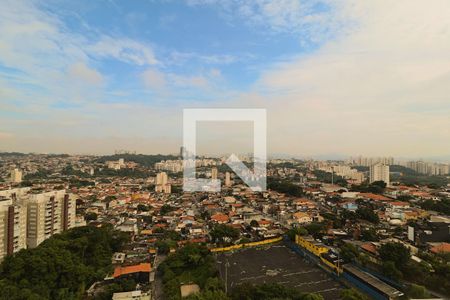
183,108 -> 266,192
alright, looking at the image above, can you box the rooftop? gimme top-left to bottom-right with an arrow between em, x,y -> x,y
113,263 -> 151,278
344,265 -> 403,298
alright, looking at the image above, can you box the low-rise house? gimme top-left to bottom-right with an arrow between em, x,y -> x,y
211,213 -> 229,224
113,263 -> 151,283
293,212 -> 313,224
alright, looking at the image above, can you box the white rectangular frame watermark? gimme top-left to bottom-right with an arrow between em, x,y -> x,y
183,108 -> 266,192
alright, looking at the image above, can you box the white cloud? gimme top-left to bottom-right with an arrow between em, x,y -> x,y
141,69 -> 214,91
169,51 -> 238,65
2,0 -> 449,158
186,0 -> 340,43
142,69 -> 167,90
68,63 -> 103,85
168,74 -> 209,88
244,0 -> 450,157
0,0 -> 158,98
89,36 -> 158,66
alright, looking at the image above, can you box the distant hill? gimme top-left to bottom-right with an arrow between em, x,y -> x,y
0,152 -> 28,157
389,165 -> 417,175
352,165 -> 416,175
96,153 -> 178,167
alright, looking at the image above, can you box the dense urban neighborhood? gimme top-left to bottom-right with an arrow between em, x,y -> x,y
0,152 -> 449,299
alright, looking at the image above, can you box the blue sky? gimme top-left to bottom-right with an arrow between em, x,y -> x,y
37,0 -> 331,99
1,0 -> 449,158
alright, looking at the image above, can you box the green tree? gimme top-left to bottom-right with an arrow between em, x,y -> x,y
382,261 -> 402,281
287,227 -> 308,241
408,284 -> 430,299
371,180 -> 387,189
0,226 -> 129,300
85,212 -> 97,221
185,290 -> 230,300
302,294 -> 324,300
379,242 -> 410,270
356,207 -> 379,224
360,228 -> 379,241
304,223 -> 325,237
250,220 -> 259,227
159,244 -> 220,300
160,204 -> 174,215
340,243 -> 359,263
340,288 -> 368,300
210,224 -> 239,245
267,178 -> 304,197
357,253 -> 370,267
230,282 -> 323,300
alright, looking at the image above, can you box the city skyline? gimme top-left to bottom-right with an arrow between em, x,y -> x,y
1,149 -> 450,164
1,1 -> 450,299
1,0 -> 450,157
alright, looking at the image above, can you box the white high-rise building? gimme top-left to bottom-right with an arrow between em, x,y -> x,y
154,160 -> 183,172
349,156 -> 394,166
0,195 -> 27,262
26,190 -> 76,248
331,165 -> 365,184
225,172 -> 231,187
156,172 -> 168,185
155,172 -> 171,194
0,188 -> 76,258
10,168 -> 22,183
211,167 -> 218,180
405,161 -> 450,175
369,163 -> 390,186
118,158 -> 125,166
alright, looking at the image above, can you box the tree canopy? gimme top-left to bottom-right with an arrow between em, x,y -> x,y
267,178 -> 304,197
158,244 -> 220,300
0,225 -> 129,300
379,242 -> 410,270
230,283 -> 324,300
210,224 -> 240,245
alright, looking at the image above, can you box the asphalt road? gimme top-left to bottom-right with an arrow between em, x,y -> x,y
152,253 -> 167,300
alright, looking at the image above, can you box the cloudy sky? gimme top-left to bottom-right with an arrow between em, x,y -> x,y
0,0 -> 449,159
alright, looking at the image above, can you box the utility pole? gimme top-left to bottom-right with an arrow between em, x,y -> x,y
225,260 -> 229,294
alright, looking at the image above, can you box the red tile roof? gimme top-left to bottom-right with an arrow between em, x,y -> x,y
113,263 -> 151,278
211,213 -> 229,223
177,238 -> 207,246
361,243 -> 378,255
359,193 -> 392,201
431,243 -> 450,254
390,201 -> 409,207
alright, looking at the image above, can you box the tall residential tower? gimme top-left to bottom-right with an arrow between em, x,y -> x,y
369,163 -> 390,186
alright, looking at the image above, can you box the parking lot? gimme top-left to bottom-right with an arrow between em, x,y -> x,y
216,244 -> 342,299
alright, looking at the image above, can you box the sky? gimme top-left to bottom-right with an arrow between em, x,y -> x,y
0,0 -> 449,159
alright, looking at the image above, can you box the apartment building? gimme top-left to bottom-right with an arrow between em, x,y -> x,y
0,196 -> 27,262
405,161 -> 449,175
211,167 -> 218,180
155,160 -> 183,172
0,188 -> 77,257
155,172 -> 171,193
27,190 -> 76,248
225,172 -> 231,187
332,165 -> 365,184
349,156 -> 394,166
369,163 -> 390,186
10,168 -> 23,183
